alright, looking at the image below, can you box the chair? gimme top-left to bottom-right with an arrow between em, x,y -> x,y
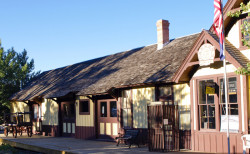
115,129 -> 139,148
241,134 -> 250,154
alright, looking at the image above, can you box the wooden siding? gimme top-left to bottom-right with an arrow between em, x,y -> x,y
76,96 -> 94,127
132,87 -> 155,128
75,126 -> 95,139
193,131 -> 243,153
10,101 -> 30,122
41,99 -> 58,126
173,84 -> 191,130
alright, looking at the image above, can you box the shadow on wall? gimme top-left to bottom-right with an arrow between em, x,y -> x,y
133,88 -> 154,129
42,99 -> 58,126
11,102 -> 30,122
174,84 -> 191,130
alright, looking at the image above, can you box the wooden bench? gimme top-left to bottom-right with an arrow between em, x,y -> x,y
116,129 -> 139,148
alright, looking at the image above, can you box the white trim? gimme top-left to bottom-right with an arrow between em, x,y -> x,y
193,79 -> 196,130
240,75 -> 245,132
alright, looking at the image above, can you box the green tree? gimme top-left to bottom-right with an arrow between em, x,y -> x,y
227,2 -> 250,75
0,41 -> 40,123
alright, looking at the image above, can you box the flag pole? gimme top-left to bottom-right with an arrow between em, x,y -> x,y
221,0 -> 230,153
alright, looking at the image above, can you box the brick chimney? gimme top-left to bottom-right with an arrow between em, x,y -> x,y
156,19 -> 170,50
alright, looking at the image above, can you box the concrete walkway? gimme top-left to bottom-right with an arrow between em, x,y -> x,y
0,134 -> 210,154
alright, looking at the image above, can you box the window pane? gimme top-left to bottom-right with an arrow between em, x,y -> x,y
110,101 -> 117,117
220,104 -> 226,115
200,105 -> 207,129
228,77 -> 237,103
207,94 -> 214,104
208,105 -> 215,117
123,108 -> 132,127
80,101 -> 89,113
159,86 -> 172,97
220,79 -> 225,103
127,109 -> 132,127
63,104 -> 69,118
100,102 -> 107,117
243,18 -> 250,41
209,117 -> 216,129
70,103 -> 75,117
208,105 -> 216,129
201,117 -> 208,129
123,109 -> 128,126
199,81 -> 206,104
230,104 -> 238,115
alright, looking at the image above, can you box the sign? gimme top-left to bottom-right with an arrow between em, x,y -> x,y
205,82 -> 216,94
220,115 -> 239,133
164,119 -> 168,125
198,43 -> 215,66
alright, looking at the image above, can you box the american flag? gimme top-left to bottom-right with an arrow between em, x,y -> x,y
213,0 -> 225,60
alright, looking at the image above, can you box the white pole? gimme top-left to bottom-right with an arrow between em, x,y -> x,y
223,45 -> 230,154
221,0 -> 230,153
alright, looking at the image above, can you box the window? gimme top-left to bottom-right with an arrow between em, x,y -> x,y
34,105 -> 38,119
100,102 -> 107,117
242,18 -> 250,41
122,90 -> 132,127
197,76 -> 239,132
239,17 -> 250,48
110,101 -> 117,117
159,86 -> 172,97
79,100 -> 90,115
219,77 -> 239,132
198,80 -> 216,129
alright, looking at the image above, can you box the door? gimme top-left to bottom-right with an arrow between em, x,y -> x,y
148,100 -> 179,152
61,101 -> 75,137
97,99 -> 118,140
32,104 -> 42,134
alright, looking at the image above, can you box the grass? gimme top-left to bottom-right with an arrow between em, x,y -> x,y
0,143 -> 18,153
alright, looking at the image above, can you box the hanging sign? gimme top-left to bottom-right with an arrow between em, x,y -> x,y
205,82 -> 216,94
198,43 -> 215,66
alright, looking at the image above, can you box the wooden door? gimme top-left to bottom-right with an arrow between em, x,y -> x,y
61,101 -> 75,137
97,99 -> 118,140
148,101 -> 179,152
148,103 -> 164,151
32,104 -> 42,134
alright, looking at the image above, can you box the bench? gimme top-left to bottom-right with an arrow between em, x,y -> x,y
116,129 -> 139,148
242,134 -> 250,154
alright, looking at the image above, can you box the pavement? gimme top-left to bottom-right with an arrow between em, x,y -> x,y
0,133 -> 210,154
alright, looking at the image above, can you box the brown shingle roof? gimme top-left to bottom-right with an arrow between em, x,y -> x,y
11,33 -> 200,101
207,31 -> 250,68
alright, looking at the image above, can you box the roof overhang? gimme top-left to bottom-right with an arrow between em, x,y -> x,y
172,30 -> 244,83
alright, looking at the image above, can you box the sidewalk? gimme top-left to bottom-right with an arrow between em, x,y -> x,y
0,134 -> 209,154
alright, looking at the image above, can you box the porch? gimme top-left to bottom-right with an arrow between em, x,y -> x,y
0,134 -> 204,154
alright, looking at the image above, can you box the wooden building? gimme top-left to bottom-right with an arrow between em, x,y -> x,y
173,0 -> 250,153
10,0 -> 250,153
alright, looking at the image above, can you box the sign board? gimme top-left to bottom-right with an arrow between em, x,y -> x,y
220,115 -> 239,133
205,82 -> 216,94
164,119 -> 168,125
198,43 -> 215,66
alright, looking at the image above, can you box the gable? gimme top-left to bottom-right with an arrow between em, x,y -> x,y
172,30 -> 250,83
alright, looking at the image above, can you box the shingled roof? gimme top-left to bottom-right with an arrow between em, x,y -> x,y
10,33 -> 200,101
207,31 -> 250,68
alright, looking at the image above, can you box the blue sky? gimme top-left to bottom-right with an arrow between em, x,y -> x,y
1,0 -> 227,72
